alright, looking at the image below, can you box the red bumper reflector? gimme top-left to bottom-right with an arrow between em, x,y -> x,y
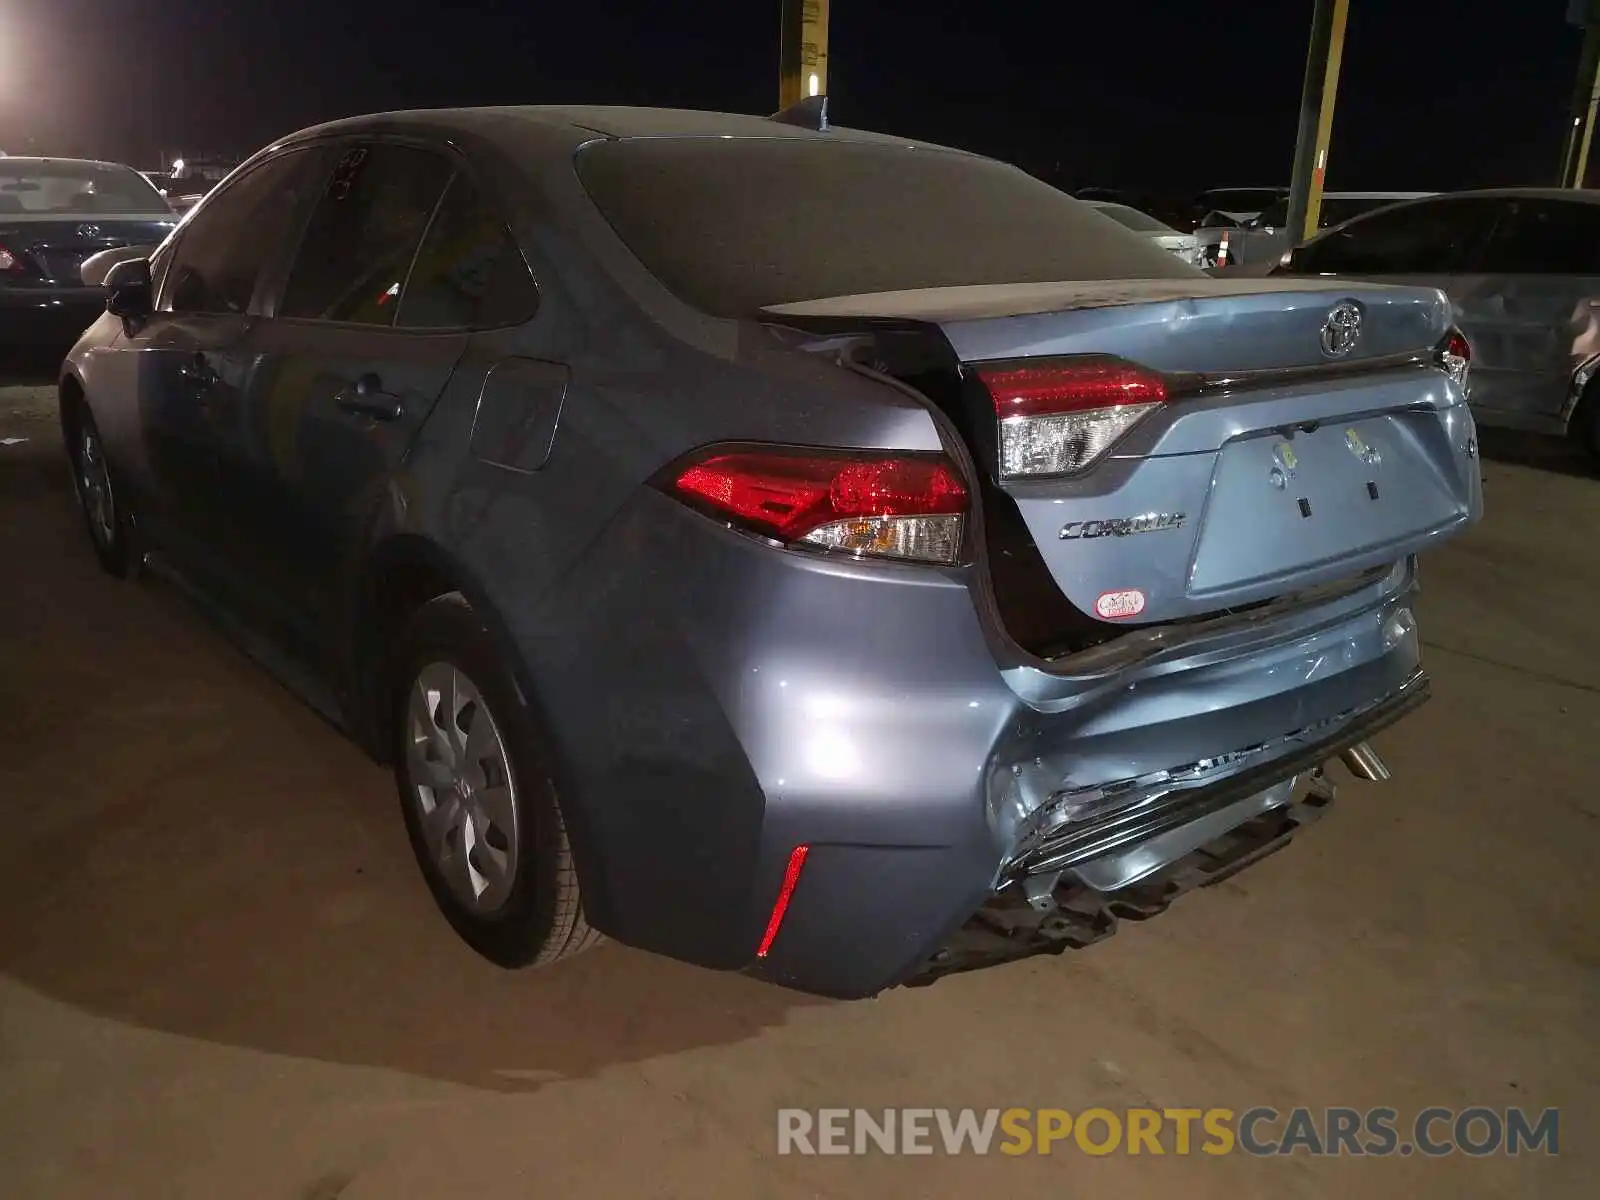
756,844 -> 810,958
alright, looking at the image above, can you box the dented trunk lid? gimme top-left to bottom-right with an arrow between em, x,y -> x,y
765,277 -> 1482,626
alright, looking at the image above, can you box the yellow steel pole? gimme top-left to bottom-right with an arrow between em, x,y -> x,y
780,0 -> 830,109
1573,42 -> 1600,187
1301,0 -> 1350,243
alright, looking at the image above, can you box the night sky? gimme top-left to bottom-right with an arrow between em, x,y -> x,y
0,0 -> 1585,192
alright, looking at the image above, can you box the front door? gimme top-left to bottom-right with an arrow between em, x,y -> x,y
113,145 -> 329,590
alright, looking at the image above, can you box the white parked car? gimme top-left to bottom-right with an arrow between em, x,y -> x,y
1082,200 -> 1202,267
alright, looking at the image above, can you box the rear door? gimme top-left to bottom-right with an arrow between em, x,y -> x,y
1449,196 -> 1600,426
219,141 -> 519,667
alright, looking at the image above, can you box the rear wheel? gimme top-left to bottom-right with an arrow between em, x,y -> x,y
67,405 -> 140,579
391,593 -> 601,968
1571,380 -> 1600,466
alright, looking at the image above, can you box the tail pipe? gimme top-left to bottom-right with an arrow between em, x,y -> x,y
1340,740 -> 1391,782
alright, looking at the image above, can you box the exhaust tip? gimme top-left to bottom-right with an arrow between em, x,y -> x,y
1341,741 -> 1391,782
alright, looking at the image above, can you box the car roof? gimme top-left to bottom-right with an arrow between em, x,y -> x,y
277,104 -> 962,155
1319,191 -> 1433,199
0,155 -> 140,171
1426,186 -> 1600,204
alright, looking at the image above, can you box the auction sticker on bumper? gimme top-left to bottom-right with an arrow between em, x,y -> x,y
1095,589 -> 1147,620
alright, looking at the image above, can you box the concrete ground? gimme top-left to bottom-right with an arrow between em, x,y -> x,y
1,363 -> 1595,1198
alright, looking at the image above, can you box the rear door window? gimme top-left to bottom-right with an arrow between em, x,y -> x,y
1292,198 -> 1497,275
1473,199 -> 1600,275
576,138 -> 1195,319
276,144 -> 454,325
162,149 -> 328,315
396,174 -> 539,330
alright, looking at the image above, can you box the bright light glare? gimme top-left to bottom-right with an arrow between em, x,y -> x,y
172,158 -> 185,174
808,73 -> 819,97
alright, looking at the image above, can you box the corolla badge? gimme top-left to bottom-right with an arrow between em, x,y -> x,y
1319,300 -> 1364,358
1058,512 -> 1187,540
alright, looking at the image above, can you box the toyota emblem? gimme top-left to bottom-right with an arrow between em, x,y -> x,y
75,223 -> 102,239
1319,300 -> 1364,358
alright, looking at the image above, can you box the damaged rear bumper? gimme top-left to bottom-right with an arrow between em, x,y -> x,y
904,675 -> 1426,988
1004,669 -> 1428,889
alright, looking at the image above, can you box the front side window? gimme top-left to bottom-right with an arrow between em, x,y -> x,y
0,160 -> 170,216
1290,198 -> 1496,276
1474,199 -> 1600,275
396,174 -> 538,330
277,144 -> 454,325
1251,199 -> 1290,228
163,149 -> 325,316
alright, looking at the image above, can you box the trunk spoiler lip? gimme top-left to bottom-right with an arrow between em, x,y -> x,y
759,276 -> 1435,325
768,307 -> 1445,402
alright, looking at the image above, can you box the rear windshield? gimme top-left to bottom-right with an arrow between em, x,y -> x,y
0,161 -> 171,216
1091,203 -> 1176,234
576,138 -> 1195,318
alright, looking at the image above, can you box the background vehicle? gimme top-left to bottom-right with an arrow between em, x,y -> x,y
0,157 -> 178,346
1192,186 -> 1288,229
1198,191 -> 1432,270
1273,187 -> 1600,457
1082,199 -> 1203,265
61,105 -> 1480,999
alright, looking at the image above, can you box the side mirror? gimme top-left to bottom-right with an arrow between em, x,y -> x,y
103,256 -> 154,319
81,244 -> 156,288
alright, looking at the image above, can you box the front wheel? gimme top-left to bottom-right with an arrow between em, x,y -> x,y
68,406 -> 141,579
391,593 -> 602,968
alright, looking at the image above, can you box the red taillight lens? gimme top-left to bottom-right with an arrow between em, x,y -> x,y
670,449 -> 969,565
1437,328 -> 1471,388
974,356 -> 1169,479
0,243 -> 18,272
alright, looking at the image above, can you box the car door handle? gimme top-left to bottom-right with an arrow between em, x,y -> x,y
178,353 -> 218,389
335,374 -> 403,421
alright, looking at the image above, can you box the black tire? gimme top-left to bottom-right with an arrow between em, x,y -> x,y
65,401 -> 141,579
1577,389 -> 1600,466
390,592 -> 602,968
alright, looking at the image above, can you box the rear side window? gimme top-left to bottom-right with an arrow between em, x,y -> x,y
576,138 -> 1195,318
396,174 -> 539,329
278,144 -> 454,325
163,149 -> 323,315
1291,198 -> 1496,276
1474,199 -> 1600,275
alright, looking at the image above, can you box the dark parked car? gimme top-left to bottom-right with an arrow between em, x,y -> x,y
1275,188 -> 1600,458
61,106 -> 1481,998
0,157 -> 178,346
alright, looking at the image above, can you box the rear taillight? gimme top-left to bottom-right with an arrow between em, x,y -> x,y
1437,328 -> 1471,388
0,243 -> 18,272
669,448 -> 969,565
974,356 -> 1169,480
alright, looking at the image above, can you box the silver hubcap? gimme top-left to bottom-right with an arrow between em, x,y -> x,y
77,427 -> 115,547
406,662 -> 520,914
